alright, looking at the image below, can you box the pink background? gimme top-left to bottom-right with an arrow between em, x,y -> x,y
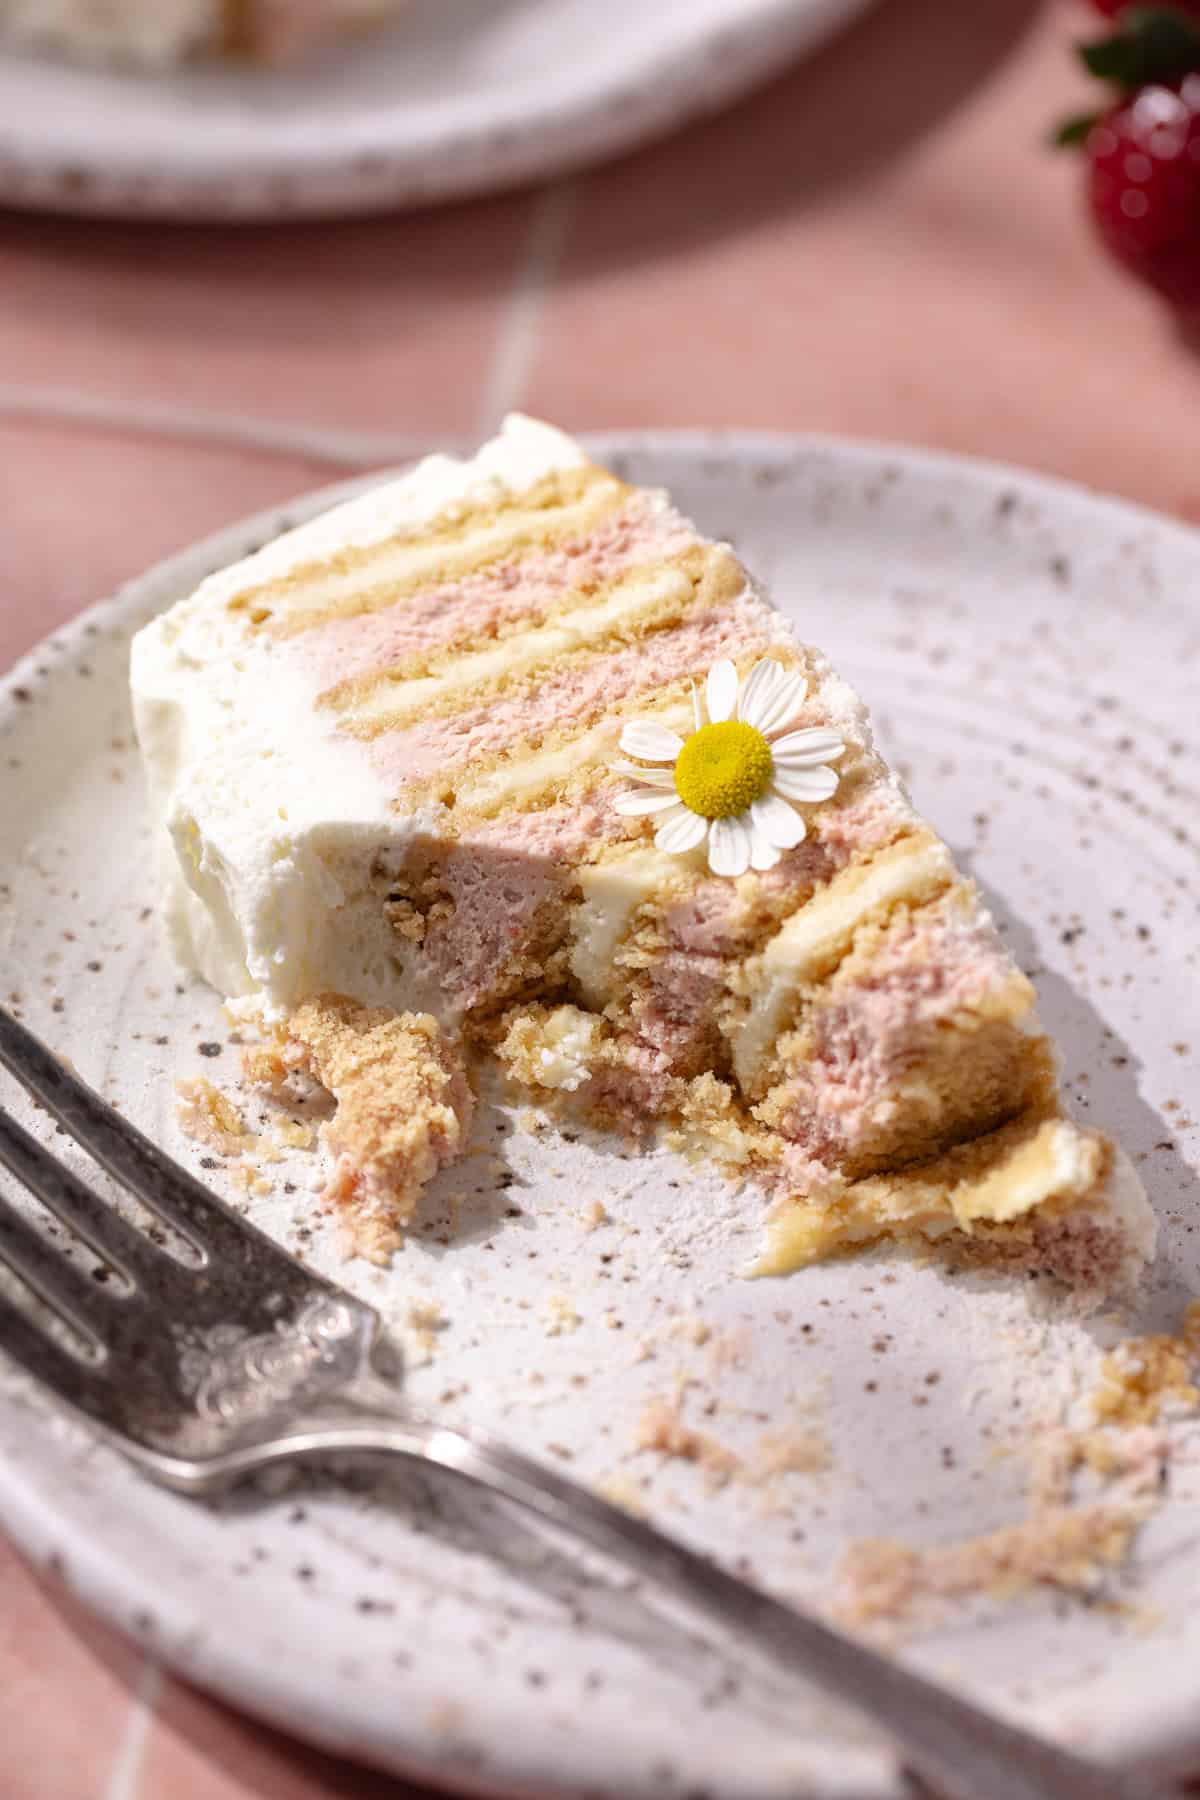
2,2 -> 1198,1794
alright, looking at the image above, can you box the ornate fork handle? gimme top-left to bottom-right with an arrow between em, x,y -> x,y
125,1378 -> 1168,1800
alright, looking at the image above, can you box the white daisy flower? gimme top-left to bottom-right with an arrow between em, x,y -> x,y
611,658 -> 845,878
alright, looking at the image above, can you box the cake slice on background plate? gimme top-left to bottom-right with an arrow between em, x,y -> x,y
130,415 -> 1156,1296
0,0 -> 404,66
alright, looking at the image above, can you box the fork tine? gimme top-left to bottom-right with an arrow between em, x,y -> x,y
0,1172 -> 131,1344
0,1107 -> 184,1294
0,1005 -> 309,1281
0,1283 -> 112,1417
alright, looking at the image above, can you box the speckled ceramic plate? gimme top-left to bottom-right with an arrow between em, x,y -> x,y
0,0 -> 874,220
1,435 -> 1199,1799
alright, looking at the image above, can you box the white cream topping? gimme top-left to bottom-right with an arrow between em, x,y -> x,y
0,0 -> 217,62
570,848 -> 684,1007
131,416 -> 586,1019
189,415 -> 586,619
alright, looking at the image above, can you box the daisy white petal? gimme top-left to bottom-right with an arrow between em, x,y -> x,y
771,728 -> 846,767
751,792 -> 807,850
655,808 -> 708,854
619,720 -> 684,762
706,659 -> 739,724
708,815 -> 751,878
755,672 -> 810,737
609,762 -> 678,787
737,658 -> 784,729
749,829 -> 782,872
614,790 -> 684,817
772,765 -> 840,804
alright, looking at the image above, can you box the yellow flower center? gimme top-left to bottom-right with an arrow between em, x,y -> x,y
673,721 -> 773,820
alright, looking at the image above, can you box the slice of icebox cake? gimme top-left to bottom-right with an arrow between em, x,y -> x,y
131,416 -> 1156,1296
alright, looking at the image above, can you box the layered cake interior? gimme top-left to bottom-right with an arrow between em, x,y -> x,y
131,415 -> 1156,1295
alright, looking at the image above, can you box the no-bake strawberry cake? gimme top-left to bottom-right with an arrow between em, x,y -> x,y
131,416 -> 1156,1293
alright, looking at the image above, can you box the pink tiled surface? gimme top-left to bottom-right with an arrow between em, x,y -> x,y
0,1538 -> 142,1800
1,2 -> 1198,1796
0,196 -> 536,436
529,0 -> 1200,513
0,419 -> 349,644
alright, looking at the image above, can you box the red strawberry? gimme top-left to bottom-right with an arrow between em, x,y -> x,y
1090,1 -> 1200,17
1056,7 -> 1200,303
1086,79 -> 1200,305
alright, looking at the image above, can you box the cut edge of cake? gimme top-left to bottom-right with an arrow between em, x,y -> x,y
130,414 -> 1158,1304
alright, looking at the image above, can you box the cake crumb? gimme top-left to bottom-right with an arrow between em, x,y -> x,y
384,893 -> 427,944
244,996 -> 473,1264
498,1004 -> 599,1096
408,1300 -> 447,1356
254,1116 -> 318,1165
596,1473 -> 649,1517
754,1430 -> 829,1478
176,1077 -> 255,1156
268,1118 -> 316,1153
636,1396 -> 740,1487
545,1293 -> 581,1337
229,1164 -> 273,1197
839,1504 -> 1140,1627
1031,1425 -> 1168,1510
1090,1305 -> 1200,1426
582,1199 -> 609,1232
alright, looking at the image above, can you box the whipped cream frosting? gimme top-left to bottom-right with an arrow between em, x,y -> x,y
130,415 -> 587,1021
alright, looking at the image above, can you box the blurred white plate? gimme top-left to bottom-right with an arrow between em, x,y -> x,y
0,0 -> 875,220
0,435 -> 1198,1797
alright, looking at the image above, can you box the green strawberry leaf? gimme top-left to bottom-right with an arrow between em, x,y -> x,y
1052,110 -> 1102,147
1079,7 -> 1200,89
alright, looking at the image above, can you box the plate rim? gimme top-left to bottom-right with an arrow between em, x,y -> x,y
1,428 -> 1198,1792
0,0 -> 877,220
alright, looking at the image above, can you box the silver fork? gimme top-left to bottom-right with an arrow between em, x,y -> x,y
0,1005 -> 1175,1800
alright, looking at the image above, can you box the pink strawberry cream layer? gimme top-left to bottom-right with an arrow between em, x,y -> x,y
583,788 -> 916,1124
422,801 -> 618,1008
767,901 -> 1034,1187
301,493 -> 696,697
367,597 -> 772,792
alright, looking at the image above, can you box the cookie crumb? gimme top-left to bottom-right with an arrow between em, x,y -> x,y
176,1077 -> 254,1156
545,1293 -> 581,1337
636,1396 -> 739,1487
